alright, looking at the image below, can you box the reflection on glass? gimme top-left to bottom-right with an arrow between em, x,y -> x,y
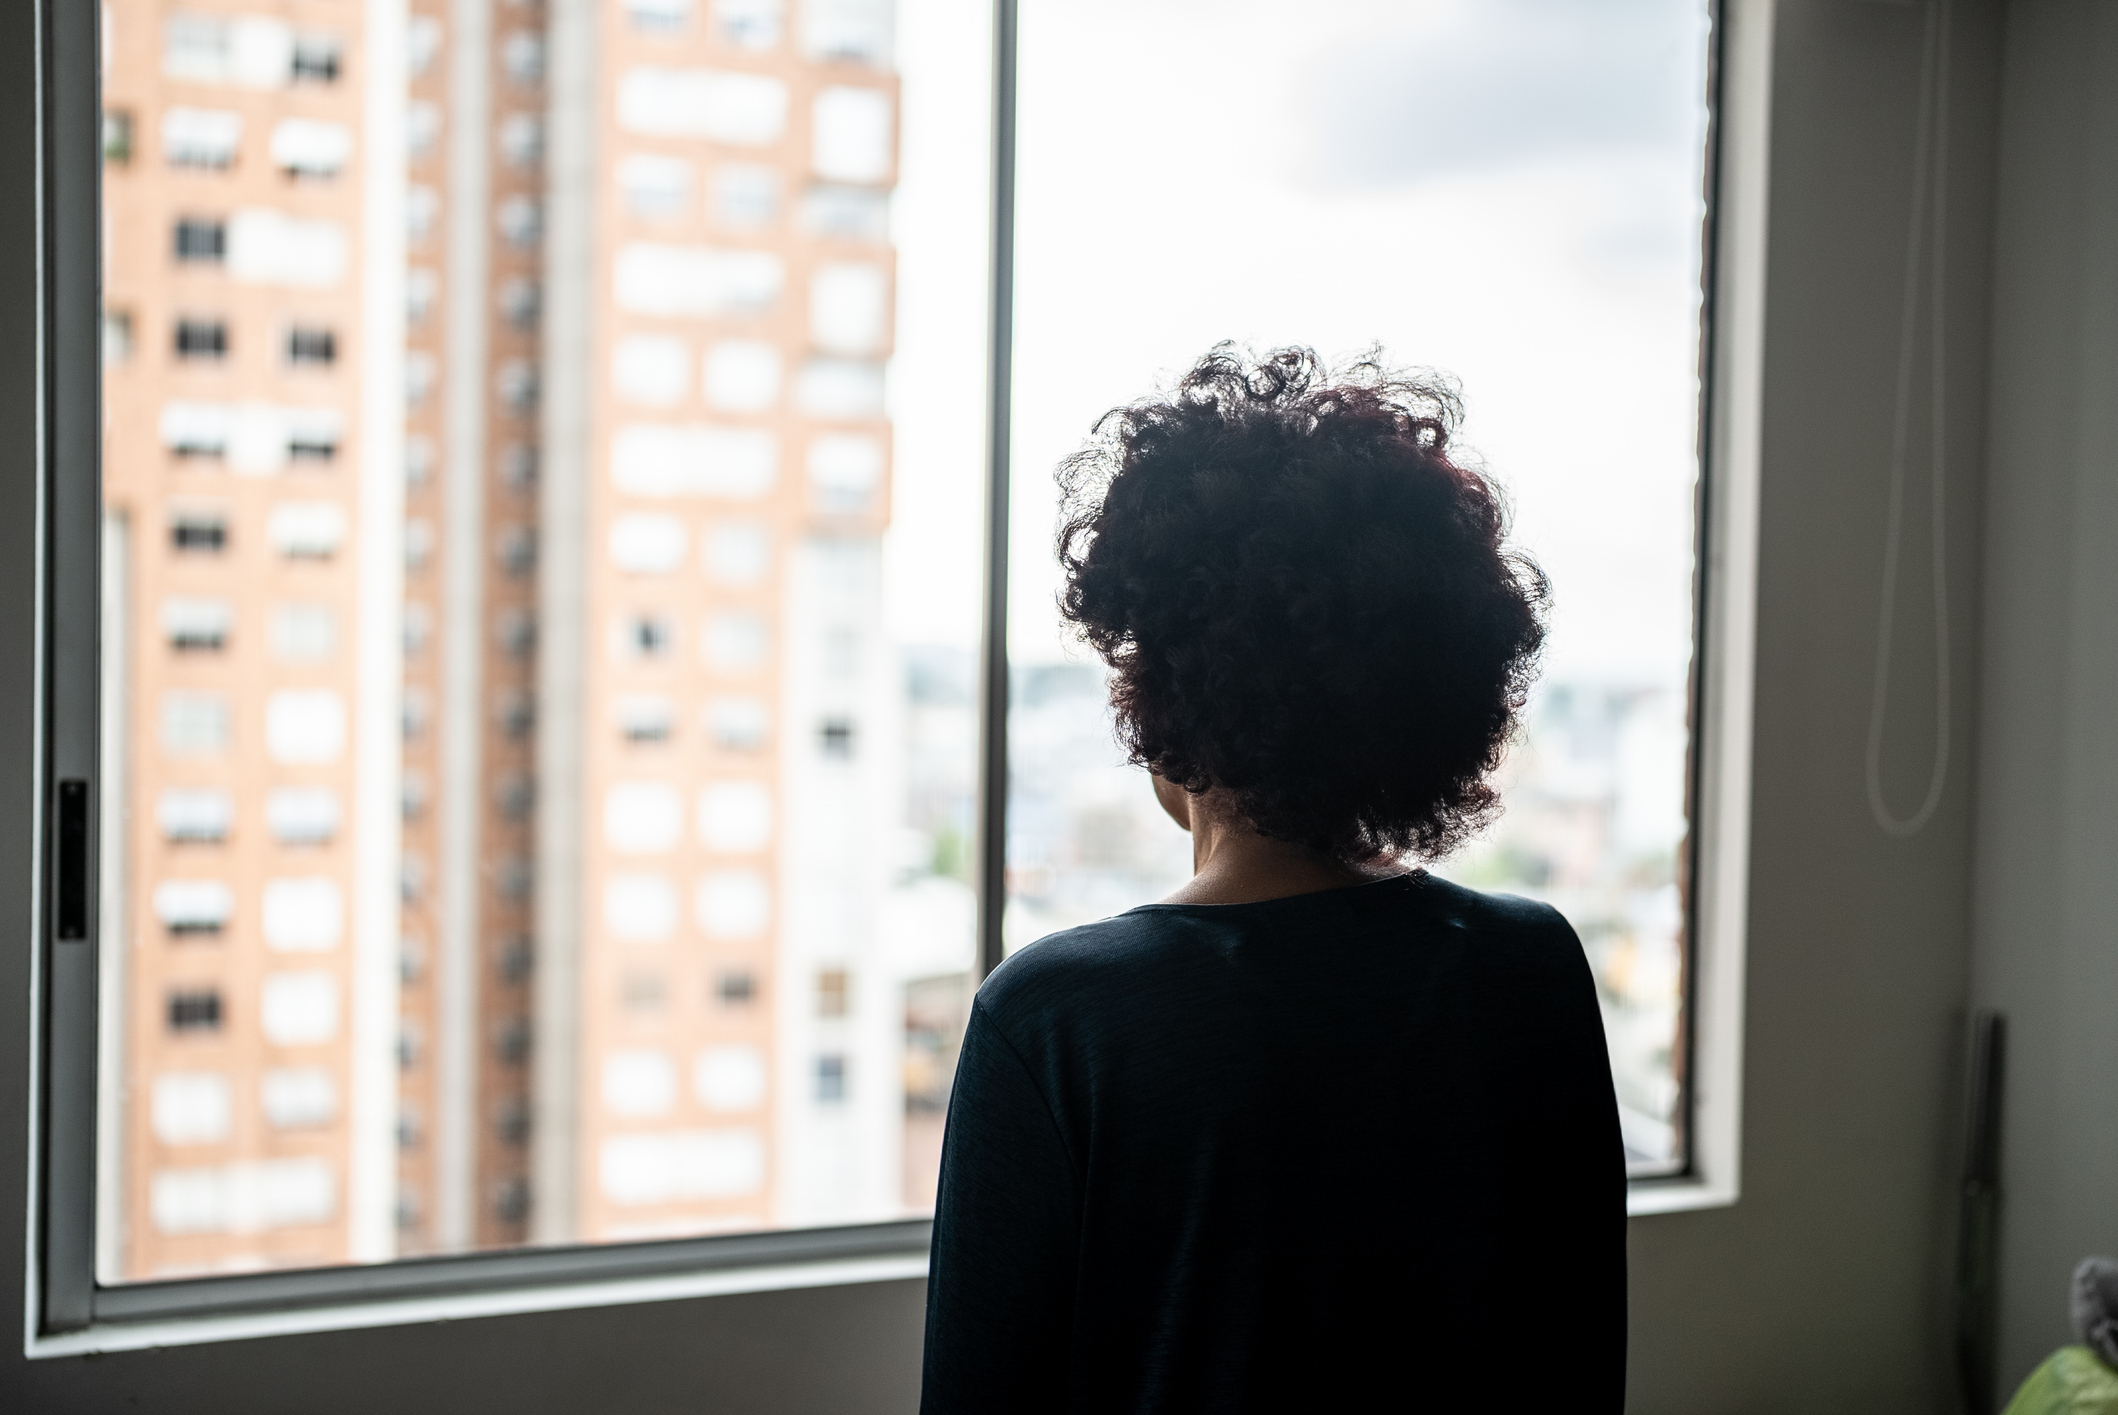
97,0 -> 987,1279
1007,0 -> 1710,1173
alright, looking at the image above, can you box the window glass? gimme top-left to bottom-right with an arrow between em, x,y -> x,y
97,0 -> 989,1278
1006,0 -> 1712,1176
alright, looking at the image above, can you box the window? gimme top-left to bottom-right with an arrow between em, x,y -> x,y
162,107 -> 241,167
173,317 -> 227,360
47,0 -> 1725,1349
172,218 -> 225,262
1004,0 -> 1713,1177
286,325 -> 336,365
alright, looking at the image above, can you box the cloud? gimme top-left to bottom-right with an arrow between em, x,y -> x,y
1301,0 -> 1709,187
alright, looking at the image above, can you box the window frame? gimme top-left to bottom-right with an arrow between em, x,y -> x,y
25,0 -> 1756,1353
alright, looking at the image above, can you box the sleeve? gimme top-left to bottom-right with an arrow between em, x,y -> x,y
1526,906 -> 1630,1410
919,998 -> 1081,1415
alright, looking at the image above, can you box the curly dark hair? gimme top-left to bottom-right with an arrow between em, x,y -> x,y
1056,345 -> 1549,863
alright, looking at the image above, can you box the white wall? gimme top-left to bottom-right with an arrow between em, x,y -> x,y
1969,0 -> 2118,1396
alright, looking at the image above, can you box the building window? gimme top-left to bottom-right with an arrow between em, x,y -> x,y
712,0 -> 782,49
290,33 -> 342,83
157,789 -> 233,843
161,596 -> 232,651
287,325 -> 336,365
102,309 -> 135,365
173,318 -> 227,360
168,509 -> 228,554
816,968 -> 849,1018
814,1054 -> 846,1104
102,109 -> 134,164
173,218 -> 227,263
163,107 -> 242,168
167,989 -> 225,1034
715,970 -> 756,1008
818,717 -> 855,759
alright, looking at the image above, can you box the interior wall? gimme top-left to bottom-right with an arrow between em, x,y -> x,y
1626,0 -> 2001,1410
1968,0 -> 2118,1398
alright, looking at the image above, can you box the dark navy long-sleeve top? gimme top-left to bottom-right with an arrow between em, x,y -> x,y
920,871 -> 1626,1412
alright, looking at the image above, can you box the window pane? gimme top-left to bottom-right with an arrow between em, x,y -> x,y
98,0 -> 987,1279
1006,0 -> 1711,1175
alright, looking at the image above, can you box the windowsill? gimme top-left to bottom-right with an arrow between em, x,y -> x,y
28,1251 -> 933,1358
1627,1176 -> 1738,1218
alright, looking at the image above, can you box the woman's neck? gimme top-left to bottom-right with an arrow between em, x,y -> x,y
1154,778 -> 1409,906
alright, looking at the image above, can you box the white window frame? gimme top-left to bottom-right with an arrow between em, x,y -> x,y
11,0 -> 1760,1364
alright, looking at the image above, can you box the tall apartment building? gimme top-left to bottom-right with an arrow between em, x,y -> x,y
99,0 -> 406,1277
534,0 -> 906,1242
101,0 -> 915,1276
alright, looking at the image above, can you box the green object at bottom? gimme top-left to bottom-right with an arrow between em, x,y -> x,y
2003,1347 -> 2118,1415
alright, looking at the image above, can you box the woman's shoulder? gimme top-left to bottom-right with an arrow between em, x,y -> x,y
974,913 -> 1177,1022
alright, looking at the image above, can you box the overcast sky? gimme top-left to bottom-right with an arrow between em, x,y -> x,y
886,0 -> 1712,690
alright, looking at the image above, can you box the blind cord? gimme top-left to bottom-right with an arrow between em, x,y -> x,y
1865,0 -> 1953,840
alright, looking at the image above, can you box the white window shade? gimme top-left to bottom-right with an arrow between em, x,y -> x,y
269,118 -> 351,176
702,340 -> 781,411
617,67 -> 788,144
613,336 -> 690,406
812,86 -> 892,182
625,0 -> 691,31
161,107 -> 242,167
609,513 -> 688,573
157,789 -> 233,842
694,1045 -> 766,1112
261,877 -> 343,951
602,1050 -> 678,1117
407,16 -> 442,75
499,113 -> 542,168
267,501 -> 346,557
604,874 -> 678,942
260,972 -> 339,1046
227,209 -> 347,287
599,1129 -> 764,1205
161,596 -> 233,650
266,788 -> 340,844
151,1072 -> 233,1146
604,782 -> 684,854
802,0 -> 892,67
704,613 -> 770,674
160,692 -> 230,756
615,695 -> 676,742
270,602 -> 337,661
611,425 -> 777,499
705,696 -> 769,751
799,185 -> 888,242
712,165 -> 779,227
265,690 -> 346,763
808,434 -> 884,512
260,1068 -> 337,1128
406,101 -> 440,158
697,782 -> 772,852
163,14 -> 295,89
695,870 -> 769,939
711,0 -> 781,48
154,879 -> 234,935
614,242 -> 782,316
617,154 -> 692,218
794,358 -> 884,420
809,262 -> 887,353
705,522 -> 770,584
149,1158 -> 335,1235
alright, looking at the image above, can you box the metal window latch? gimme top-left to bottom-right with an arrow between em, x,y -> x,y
56,778 -> 87,940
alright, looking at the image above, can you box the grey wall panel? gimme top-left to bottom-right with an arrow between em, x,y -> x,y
1969,0 -> 2118,1395
1627,0 -> 2002,1409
